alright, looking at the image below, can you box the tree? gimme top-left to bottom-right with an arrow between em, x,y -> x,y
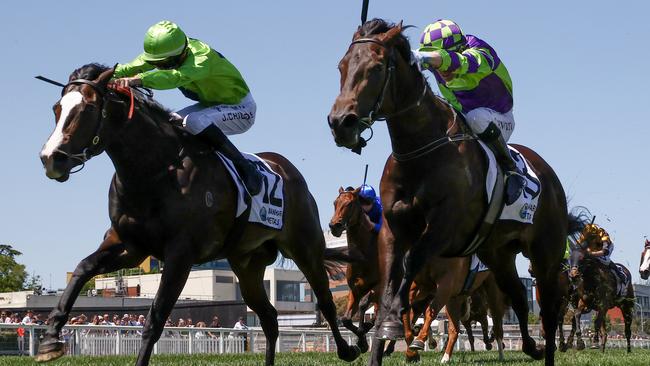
0,244 -> 40,292
0,244 -> 27,292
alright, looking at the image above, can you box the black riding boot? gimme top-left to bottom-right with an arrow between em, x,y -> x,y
478,122 -> 526,205
196,124 -> 263,195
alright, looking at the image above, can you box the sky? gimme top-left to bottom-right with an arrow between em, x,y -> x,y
0,1 -> 648,289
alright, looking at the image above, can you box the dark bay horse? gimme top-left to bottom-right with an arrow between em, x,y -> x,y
327,19 -> 568,365
640,239 -> 650,280
461,274 -> 508,353
36,64 -> 360,365
329,186 -> 389,354
568,248 -> 635,352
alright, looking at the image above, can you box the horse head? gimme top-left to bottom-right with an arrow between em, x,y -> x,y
568,248 -> 585,282
39,64 -> 123,181
328,19 -> 425,152
329,186 -> 362,237
640,239 -> 650,280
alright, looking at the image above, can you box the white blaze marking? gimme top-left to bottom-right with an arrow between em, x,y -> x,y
41,91 -> 83,158
641,250 -> 650,272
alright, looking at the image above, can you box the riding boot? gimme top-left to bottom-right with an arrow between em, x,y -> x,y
478,122 -> 526,205
196,124 -> 263,195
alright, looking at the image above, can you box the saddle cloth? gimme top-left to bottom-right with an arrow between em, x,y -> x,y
216,152 -> 285,230
479,142 -> 542,224
470,254 -> 490,273
612,263 -> 630,297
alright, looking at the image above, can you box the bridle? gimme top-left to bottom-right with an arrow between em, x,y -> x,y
334,191 -> 363,231
346,37 -> 474,160
55,78 -> 137,173
347,37 -> 428,153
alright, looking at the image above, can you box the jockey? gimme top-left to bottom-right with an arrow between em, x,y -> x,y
112,20 -> 262,195
578,224 -> 614,265
358,184 -> 382,234
412,19 -> 525,205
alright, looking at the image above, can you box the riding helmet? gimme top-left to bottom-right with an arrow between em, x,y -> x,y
143,21 -> 188,62
419,19 -> 467,52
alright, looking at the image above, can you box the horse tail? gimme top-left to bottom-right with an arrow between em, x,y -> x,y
323,247 -> 361,280
567,206 -> 593,245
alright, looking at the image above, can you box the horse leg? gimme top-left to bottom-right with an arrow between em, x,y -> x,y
135,250 -> 193,366
341,287 -> 367,352
369,338 -> 386,366
623,299 -> 633,353
536,271 -> 561,362
230,257 -> 279,365
378,229 -> 444,341
440,297 -> 463,363
574,304 -> 585,350
464,318 -> 475,352
384,340 -> 396,356
479,318 -> 491,351
287,244 -> 360,362
36,234 -> 146,362
484,284 -> 505,360
598,312 -> 607,352
480,249 -> 544,360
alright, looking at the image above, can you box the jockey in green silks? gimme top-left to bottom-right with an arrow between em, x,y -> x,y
112,20 -> 262,195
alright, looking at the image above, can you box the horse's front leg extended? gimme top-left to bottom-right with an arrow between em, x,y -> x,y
36,231 -> 146,362
136,245 -> 193,366
377,229 -> 446,340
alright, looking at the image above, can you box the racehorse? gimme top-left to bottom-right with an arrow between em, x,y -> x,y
328,19 -> 568,366
36,64 -> 361,366
406,267 -> 506,363
568,248 -> 635,352
640,238 -> 650,280
329,186 -> 396,355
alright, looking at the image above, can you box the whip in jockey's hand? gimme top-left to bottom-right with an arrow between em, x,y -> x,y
411,19 -> 526,205
112,20 -> 262,195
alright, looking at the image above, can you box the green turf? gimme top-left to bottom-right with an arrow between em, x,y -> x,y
1,349 -> 649,365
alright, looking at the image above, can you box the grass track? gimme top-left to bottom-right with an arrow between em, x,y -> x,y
1,349 -> 649,365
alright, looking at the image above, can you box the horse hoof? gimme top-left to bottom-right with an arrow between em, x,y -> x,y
338,345 -> 361,362
523,342 -> 545,360
430,339 -> 438,350
375,321 -> 404,340
409,338 -> 425,350
35,341 -> 65,363
485,342 -> 493,351
559,342 -> 568,353
576,340 -> 585,351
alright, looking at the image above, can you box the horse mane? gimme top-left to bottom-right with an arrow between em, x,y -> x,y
567,206 -> 593,245
69,63 -> 174,124
359,19 -> 414,66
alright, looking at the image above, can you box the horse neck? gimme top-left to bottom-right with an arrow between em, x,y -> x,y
105,108 -> 181,190
346,214 -> 376,258
384,65 -> 457,160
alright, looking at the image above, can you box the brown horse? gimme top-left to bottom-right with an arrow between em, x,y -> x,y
36,64 -> 360,365
407,269 -> 506,363
640,239 -> 650,280
329,186 -> 396,354
328,19 -> 568,366
568,248 -> 635,353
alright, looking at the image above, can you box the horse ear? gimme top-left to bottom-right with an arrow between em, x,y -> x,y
339,186 -> 344,194
95,65 -> 116,88
353,187 -> 361,195
380,21 -> 403,44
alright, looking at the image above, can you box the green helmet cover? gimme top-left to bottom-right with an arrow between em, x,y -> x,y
142,20 -> 187,62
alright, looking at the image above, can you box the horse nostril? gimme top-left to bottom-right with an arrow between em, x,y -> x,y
342,114 -> 359,128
